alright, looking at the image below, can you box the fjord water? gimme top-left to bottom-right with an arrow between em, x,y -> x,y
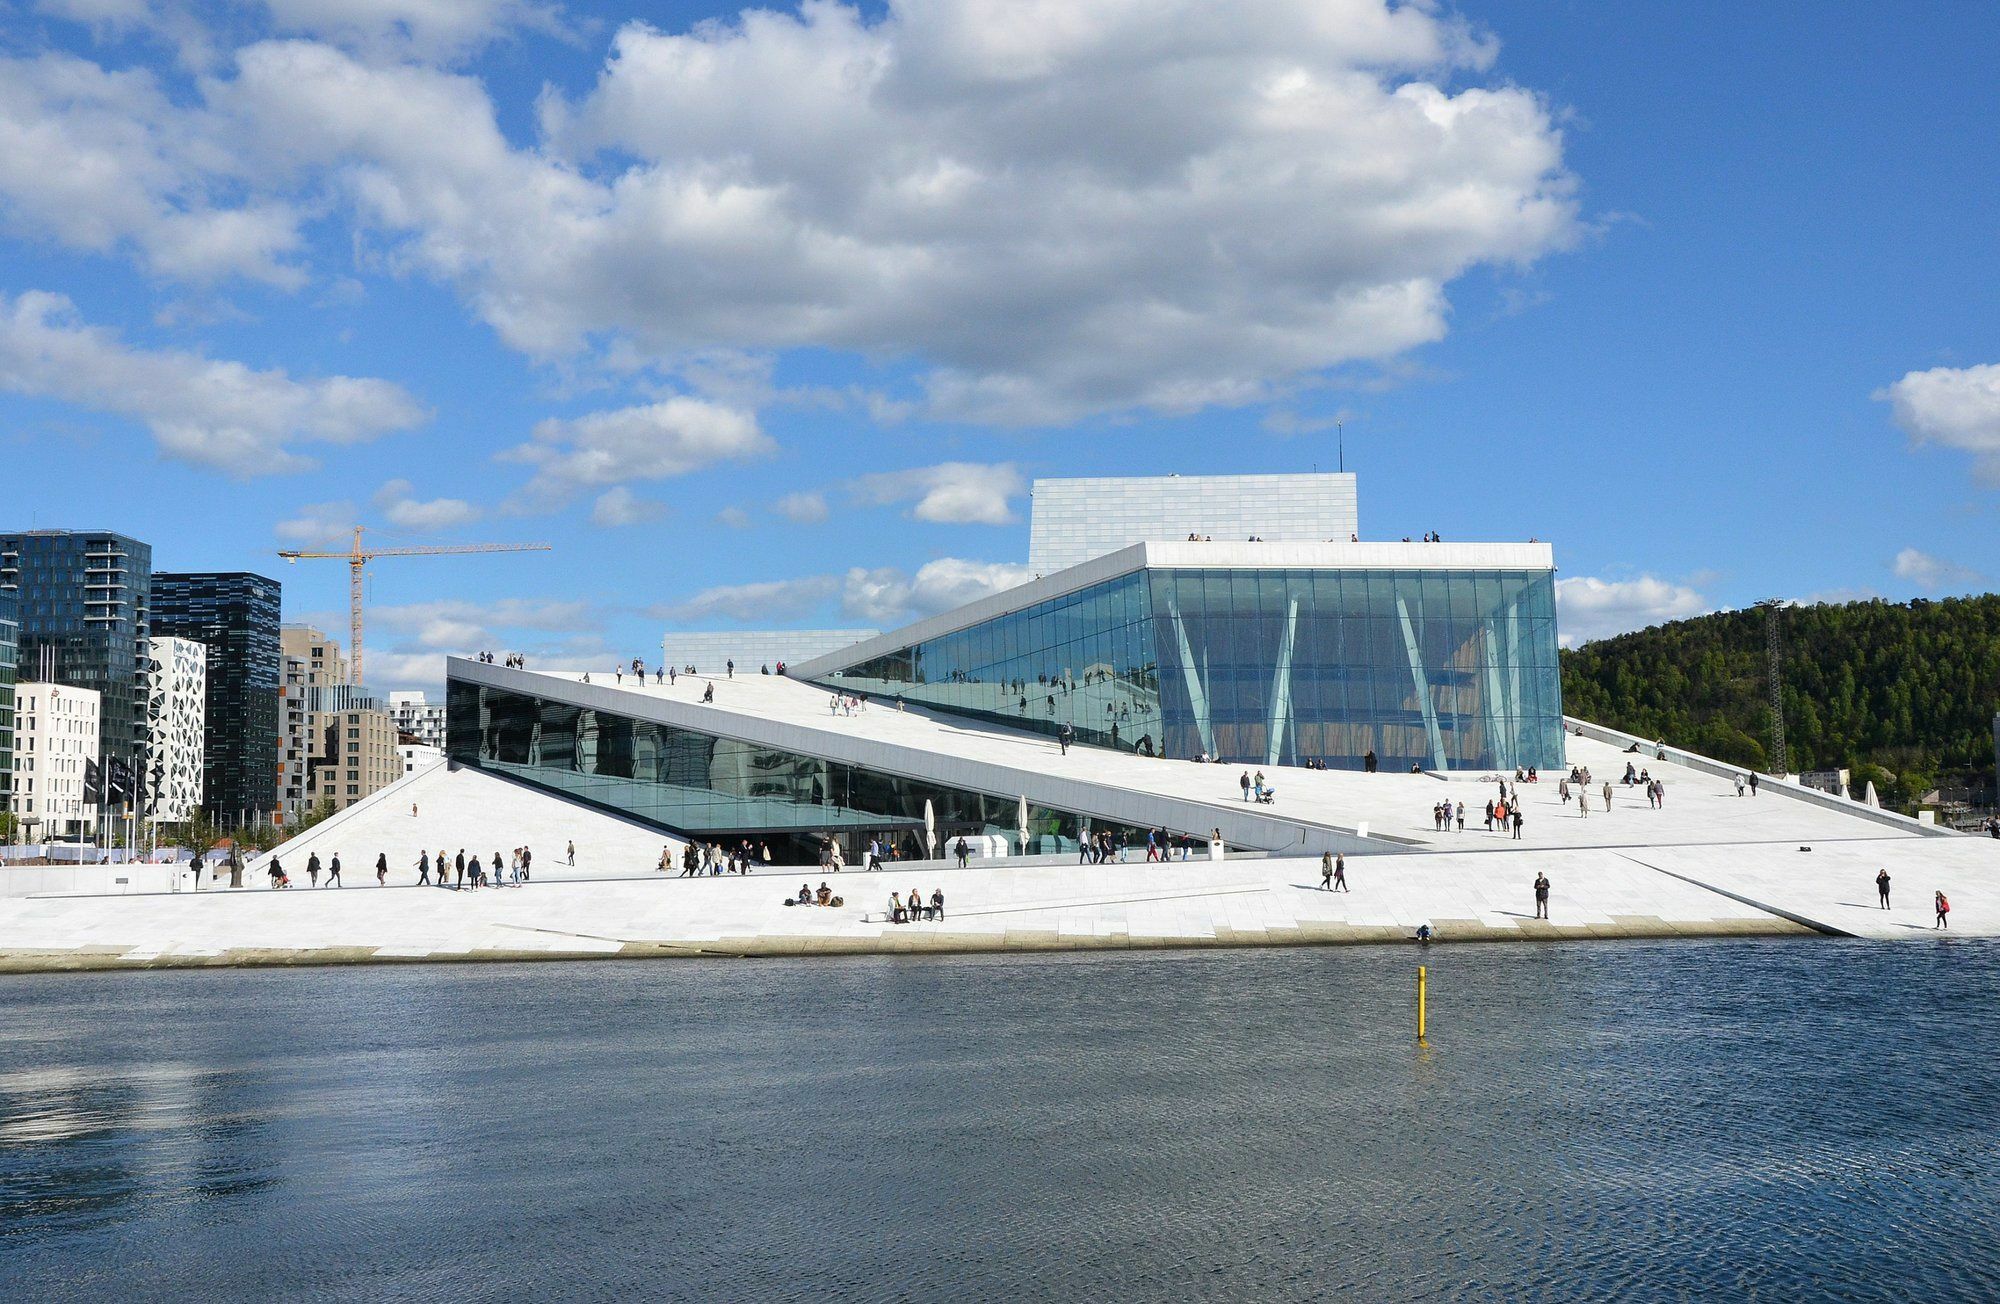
2,940 -> 1996,1302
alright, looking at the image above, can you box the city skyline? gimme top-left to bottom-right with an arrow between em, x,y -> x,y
2,1 -> 1997,692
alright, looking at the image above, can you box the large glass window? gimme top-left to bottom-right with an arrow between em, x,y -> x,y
823,564 -> 1561,771
447,681 -> 1132,862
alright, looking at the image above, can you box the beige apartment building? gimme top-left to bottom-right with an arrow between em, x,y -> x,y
280,624 -> 402,816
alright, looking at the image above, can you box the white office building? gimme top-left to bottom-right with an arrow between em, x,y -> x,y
11,682 -> 100,840
143,636 -> 206,824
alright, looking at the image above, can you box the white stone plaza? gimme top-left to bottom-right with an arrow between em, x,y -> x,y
0,668 -> 1990,971
2,474 -> 1990,970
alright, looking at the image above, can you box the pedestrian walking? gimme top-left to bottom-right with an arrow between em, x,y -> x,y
1320,852 -> 1333,890
1749,773 -> 1759,796
1059,722 -> 1073,755
455,850 -> 466,888
1333,853 -> 1348,893
417,851 -> 431,885
376,853 -> 388,886
1533,872 -> 1551,919
327,853 -> 342,886
1603,780 -> 1613,809
1512,808 -> 1524,840
1935,890 -> 1951,929
1876,868 -> 1891,910
567,840 -> 575,867
306,852 -> 321,887
521,846 -> 532,881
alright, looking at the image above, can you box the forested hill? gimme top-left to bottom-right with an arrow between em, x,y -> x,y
1559,595 -> 2000,806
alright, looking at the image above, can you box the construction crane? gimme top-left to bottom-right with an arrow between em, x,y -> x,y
278,526 -> 551,685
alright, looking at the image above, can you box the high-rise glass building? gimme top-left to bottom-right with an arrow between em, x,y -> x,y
0,589 -> 17,815
152,572 -> 282,822
0,531 -> 152,802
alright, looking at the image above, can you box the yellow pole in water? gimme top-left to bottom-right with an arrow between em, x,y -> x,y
1417,965 -> 1428,1041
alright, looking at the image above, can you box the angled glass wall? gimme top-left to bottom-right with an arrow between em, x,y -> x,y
824,566 -> 1562,772
833,573 -> 1166,754
447,679 -> 1116,861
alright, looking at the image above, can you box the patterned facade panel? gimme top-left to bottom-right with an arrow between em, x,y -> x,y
143,636 -> 206,822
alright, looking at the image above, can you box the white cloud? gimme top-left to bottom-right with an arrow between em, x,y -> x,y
842,557 -> 1034,624
775,490 -> 829,523
505,397 -> 772,506
0,290 -> 426,474
1877,363 -> 2000,483
364,597 -> 607,691
258,0 -> 574,64
851,461 -> 1024,525
655,576 -> 840,623
275,500 -> 357,549
716,506 -> 752,529
373,477 -> 479,530
185,3 -> 1572,422
651,555 -> 1030,628
1555,575 -> 1706,647
591,486 -> 667,527
0,52 -> 300,281
1891,547 -> 1984,592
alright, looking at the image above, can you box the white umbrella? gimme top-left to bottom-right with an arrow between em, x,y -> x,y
924,799 -> 937,860
1017,794 -> 1031,855
1863,780 -> 1880,808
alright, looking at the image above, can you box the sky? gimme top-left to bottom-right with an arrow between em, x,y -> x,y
2,0 -> 1997,690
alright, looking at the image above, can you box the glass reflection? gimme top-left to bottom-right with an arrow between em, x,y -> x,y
826,567 -> 1561,771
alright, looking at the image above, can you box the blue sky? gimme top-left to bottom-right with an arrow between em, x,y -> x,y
2,0 -> 1997,688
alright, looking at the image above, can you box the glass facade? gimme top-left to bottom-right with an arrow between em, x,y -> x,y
153,572 -> 283,821
827,566 -> 1562,772
448,679 -> 1121,861
0,589 -> 16,814
0,531 -> 151,794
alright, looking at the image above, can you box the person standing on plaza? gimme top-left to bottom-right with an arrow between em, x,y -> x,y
1749,773 -> 1759,796
1603,780 -> 1613,810
1533,872 -> 1551,919
1512,808 -> 1524,840
326,853 -> 342,887
567,840 -> 575,867
306,852 -> 321,887
1240,770 -> 1252,802
1877,868 -> 1891,910
1934,891 -> 1950,929
455,850 -> 466,888
376,853 -> 388,886
1060,722 -> 1073,755
522,846 -> 532,882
